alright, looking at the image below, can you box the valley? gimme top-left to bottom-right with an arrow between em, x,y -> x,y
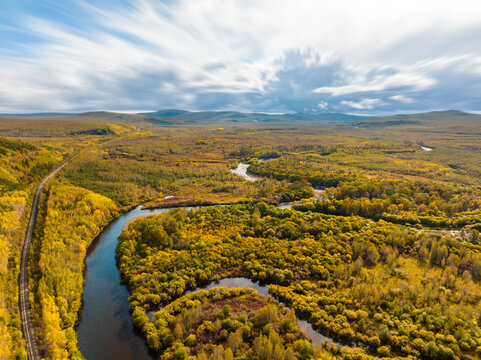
0,111 -> 480,360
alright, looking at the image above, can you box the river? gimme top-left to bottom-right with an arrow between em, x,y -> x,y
77,204 -> 341,359
77,206 -> 170,360
230,162 -> 261,181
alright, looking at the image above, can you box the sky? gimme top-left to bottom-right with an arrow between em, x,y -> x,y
1,0 -> 481,115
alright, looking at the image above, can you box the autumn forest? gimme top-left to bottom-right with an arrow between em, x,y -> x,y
0,111 -> 481,360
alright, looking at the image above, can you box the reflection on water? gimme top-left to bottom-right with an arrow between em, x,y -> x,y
77,206 -> 169,360
230,162 -> 261,181
188,277 -> 269,297
78,205 -> 345,360
277,202 -> 293,209
180,277 -> 336,347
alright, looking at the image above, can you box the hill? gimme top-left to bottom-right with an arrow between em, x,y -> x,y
2,109 -> 480,131
140,109 -> 365,123
353,110 -> 481,129
0,110 -> 365,125
0,112 -> 79,117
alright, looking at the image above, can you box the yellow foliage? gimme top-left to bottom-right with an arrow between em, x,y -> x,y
31,182 -> 118,358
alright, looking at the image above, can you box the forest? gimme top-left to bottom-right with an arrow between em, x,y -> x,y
117,204 -> 481,359
0,120 -> 130,359
29,180 -> 118,359
0,136 -> 66,359
0,114 -> 480,359
63,128 -> 315,208
146,286 -> 332,360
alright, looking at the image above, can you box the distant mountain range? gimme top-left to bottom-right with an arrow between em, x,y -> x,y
0,112 -> 80,117
352,110 -> 481,128
1,109 -> 480,127
0,109 -> 366,124
139,109 -> 366,123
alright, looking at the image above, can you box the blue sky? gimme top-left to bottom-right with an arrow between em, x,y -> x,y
1,0 -> 481,115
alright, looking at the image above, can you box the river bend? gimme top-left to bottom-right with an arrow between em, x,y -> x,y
78,206 -> 339,358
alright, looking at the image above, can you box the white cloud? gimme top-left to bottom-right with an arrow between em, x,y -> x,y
313,66 -> 436,96
0,0 -> 481,113
318,101 -> 328,110
341,98 -> 383,110
389,95 -> 414,103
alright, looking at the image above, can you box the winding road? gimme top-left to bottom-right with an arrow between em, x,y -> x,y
19,160 -> 69,360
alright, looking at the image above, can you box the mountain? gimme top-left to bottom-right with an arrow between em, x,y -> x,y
353,110 -> 481,128
1,109 -> 366,124
3,109 -> 479,128
140,109 -> 366,123
76,111 -> 166,123
0,112 -> 79,117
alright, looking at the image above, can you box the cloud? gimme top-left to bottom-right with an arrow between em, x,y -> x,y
341,98 -> 383,110
0,0 -> 481,113
389,95 -> 414,104
313,68 -> 435,96
318,102 -> 328,110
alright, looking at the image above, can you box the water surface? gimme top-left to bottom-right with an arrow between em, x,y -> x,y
176,277 -> 335,347
230,162 -> 261,181
78,205 -> 343,359
77,206 -> 170,360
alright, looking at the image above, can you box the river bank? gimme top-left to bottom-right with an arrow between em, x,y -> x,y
77,202 -> 353,359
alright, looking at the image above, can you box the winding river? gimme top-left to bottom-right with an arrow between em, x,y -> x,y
230,162 -> 261,181
77,203 -> 342,359
181,277 -> 335,347
77,164 -> 340,359
77,206 -> 168,360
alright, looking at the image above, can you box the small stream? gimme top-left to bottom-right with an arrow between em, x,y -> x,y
187,278 -> 335,347
230,162 -> 261,181
148,277 -> 335,347
230,158 -> 277,182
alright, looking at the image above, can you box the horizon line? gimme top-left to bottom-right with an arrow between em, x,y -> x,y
1,108 -> 480,118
